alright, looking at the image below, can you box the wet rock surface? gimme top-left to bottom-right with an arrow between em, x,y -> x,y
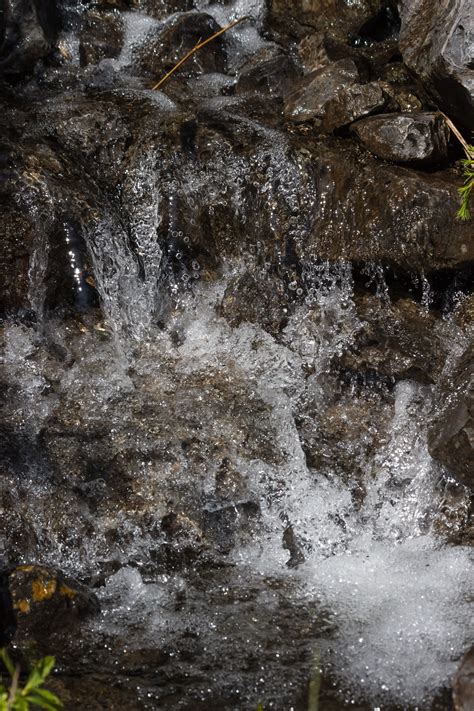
453,646 -> 474,711
284,58 -> 386,129
0,0 -> 473,709
428,345 -> 474,487
351,112 -> 450,164
397,0 -> 474,126
0,564 -> 99,658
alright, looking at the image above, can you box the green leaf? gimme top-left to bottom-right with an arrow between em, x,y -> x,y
23,667 -> 43,694
27,688 -> 63,710
35,657 -> 55,684
12,698 -> 29,711
0,649 -> 15,677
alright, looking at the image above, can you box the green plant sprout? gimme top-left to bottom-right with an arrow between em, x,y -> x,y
441,113 -> 474,220
0,649 -> 63,711
457,149 -> 474,220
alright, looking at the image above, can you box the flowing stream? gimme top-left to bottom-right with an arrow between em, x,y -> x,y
1,0 -> 472,709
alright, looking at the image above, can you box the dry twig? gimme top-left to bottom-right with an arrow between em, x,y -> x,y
152,17 -> 246,91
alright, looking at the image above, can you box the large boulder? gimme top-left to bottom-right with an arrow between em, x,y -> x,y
397,0 -> 474,126
298,138 -> 474,272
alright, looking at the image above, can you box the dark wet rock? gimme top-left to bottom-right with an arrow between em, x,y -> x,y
300,138 -> 474,271
1,564 -> 99,652
218,271 -> 289,336
397,0 -> 474,126
351,112 -> 450,165
428,346 -> 474,487
268,0 -> 383,43
235,46 -> 300,96
0,131 -> 107,316
296,384 -> 392,482
377,81 -> 423,113
297,32 -> 330,74
160,511 -> 207,570
0,0 -> 61,77
202,500 -> 260,555
282,523 -> 306,568
284,59 -> 386,130
79,9 -> 125,66
453,646 -> 474,711
35,94 -> 130,184
337,294 -> 447,383
130,0 -> 195,19
215,458 -> 247,501
353,0 -> 401,44
433,477 -> 472,544
136,11 -> 227,80
0,209 -> 37,316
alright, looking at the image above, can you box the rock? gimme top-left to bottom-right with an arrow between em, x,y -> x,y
0,0 -> 61,77
235,47 -> 300,97
215,458 -> 247,501
218,272 -> 289,336
136,12 -> 227,80
337,294 -> 448,383
282,523 -> 306,568
0,129 -> 106,317
297,32 -> 330,74
299,138 -> 474,272
352,0 -> 401,44
351,112 -> 450,165
428,346 -> 474,487
0,564 -> 99,652
295,384 -> 393,492
267,0 -> 383,42
0,209 -> 37,317
79,9 -> 125,66
284,59 -> 386,130
129,0 -> 195,19
453,647 -> 474,711
397,0 -> 474,126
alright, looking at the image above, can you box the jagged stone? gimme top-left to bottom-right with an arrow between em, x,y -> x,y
284,59 -> 386,129
351,112 -> 450,165
397,0 -> 474,126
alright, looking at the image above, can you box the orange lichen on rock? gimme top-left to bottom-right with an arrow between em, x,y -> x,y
32,576 -> 57,602
59,584 -> 77,600
13,599 -> 31,614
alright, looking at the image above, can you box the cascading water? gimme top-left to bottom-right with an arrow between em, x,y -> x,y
0,0 -> 472,709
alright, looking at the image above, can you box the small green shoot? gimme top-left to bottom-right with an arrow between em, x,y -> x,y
440,113 -> 474,220
0,649 -> 63,711
457,150 -> 474,221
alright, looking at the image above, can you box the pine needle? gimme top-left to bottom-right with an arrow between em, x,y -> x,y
152,17 -> 246,91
